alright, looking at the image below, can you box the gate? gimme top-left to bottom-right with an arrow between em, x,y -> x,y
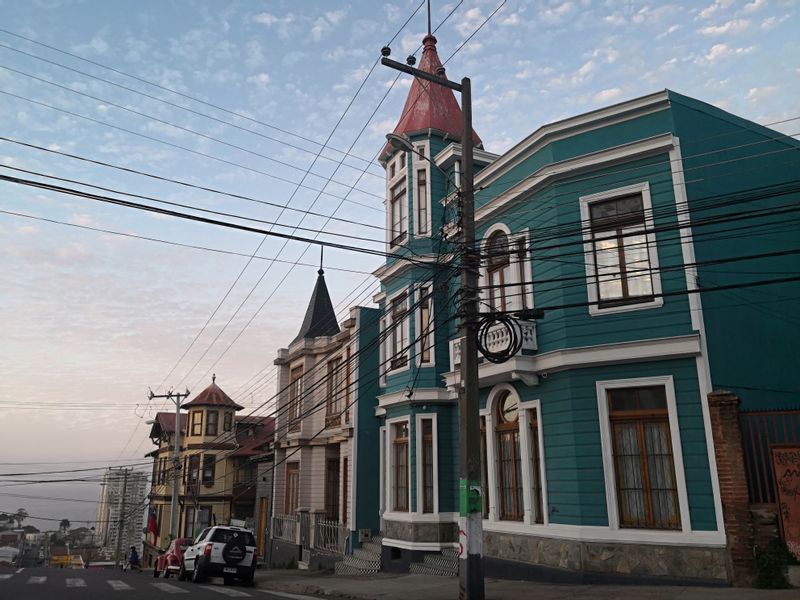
740,410 -> 800,504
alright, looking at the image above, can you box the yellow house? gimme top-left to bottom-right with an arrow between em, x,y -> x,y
146,377 -> 274,554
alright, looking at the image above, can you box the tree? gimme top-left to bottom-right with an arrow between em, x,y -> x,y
59,519 -> 70,534
13,508 -> 28,528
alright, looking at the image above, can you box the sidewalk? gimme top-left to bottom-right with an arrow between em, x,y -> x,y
254,570 -> 798,600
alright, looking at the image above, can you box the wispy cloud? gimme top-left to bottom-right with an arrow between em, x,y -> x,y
761,14 -> 790,30
696,43 -> 755,64
699,19 -> 750,35
540,1 -> 575,24
593,87 -> 623,104
743,0 -> 767,14
698,0 -> 735,20
71,36 -> 109,56
746,85 -> 778,102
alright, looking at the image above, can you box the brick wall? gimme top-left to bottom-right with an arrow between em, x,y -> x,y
708,390 -> 754,586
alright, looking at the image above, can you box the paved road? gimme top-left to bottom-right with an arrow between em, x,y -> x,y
0,567 -> 318,599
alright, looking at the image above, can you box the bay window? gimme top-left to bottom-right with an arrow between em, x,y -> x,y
416,168 -> 428,235
421,418 -> 434,513
205,410 -> 218,436
190,410 -> 202,436
392,422 -> 409,512
390,181 -> 407,246
418,285 -> 433,364
388,293 -> 408,370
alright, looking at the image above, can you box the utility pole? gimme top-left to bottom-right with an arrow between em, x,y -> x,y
148,388 -> 190,541
113,468 -> 128,568
380,38 -> 485,600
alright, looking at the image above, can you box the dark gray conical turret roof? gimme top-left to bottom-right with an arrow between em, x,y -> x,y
292,268 -> 340,344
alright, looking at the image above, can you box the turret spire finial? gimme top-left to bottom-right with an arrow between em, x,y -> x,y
427,0 -> 431,35
319,246 -> 324,275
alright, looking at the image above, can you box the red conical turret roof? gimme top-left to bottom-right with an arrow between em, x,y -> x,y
182,376 -> 244,411
382,34 -> 482,161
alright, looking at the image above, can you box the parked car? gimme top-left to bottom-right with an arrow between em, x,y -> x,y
178,526 -> 256,586
153,537 -> 192,578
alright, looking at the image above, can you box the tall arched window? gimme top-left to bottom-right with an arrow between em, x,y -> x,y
495,390 -> 523,521
486,230 -> 510,312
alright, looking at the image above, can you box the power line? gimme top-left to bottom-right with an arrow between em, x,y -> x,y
0,173 -> 443,264
0,89 -> 384,213
0,163 -> 386,245
0,63 -> 387,197
0,136 -> 386,232
0,28 -> 381,170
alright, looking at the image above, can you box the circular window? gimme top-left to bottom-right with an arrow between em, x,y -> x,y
497,390 -> 519,423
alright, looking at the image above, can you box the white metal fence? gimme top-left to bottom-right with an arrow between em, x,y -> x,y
271,514 -> 297,543
272,513 -> 349,556
313,517 -> 349,555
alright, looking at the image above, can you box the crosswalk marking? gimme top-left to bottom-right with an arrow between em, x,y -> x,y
201,584 -> 252,597
0,574 -> 13,580
151,582 -> 189,594
108,579 -> 133,590
260,591 -> 325,600
66,577 -> 87,587
27,576 -> 46,584
15,568 -> 23,573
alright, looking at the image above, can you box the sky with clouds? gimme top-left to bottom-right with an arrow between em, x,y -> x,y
0,0 -> 797,528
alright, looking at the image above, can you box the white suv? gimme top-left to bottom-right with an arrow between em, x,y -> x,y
179,525 -> 257,586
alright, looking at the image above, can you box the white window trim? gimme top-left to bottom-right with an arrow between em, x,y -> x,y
479,223 -> 534,314
596,375 -> 691,533
412,140 -> 432,238
580,182 -> 663,316
382,287 -> 411,379
519,399 -> 548,526
415,413 -> 439,515
379,425 -> 386,515
386,416 -> 411,513
483,384 -> 517,523
414,282 -> 435,367
385,151 -> 409,251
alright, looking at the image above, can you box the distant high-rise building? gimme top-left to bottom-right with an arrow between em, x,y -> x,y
94,468 -> 147,556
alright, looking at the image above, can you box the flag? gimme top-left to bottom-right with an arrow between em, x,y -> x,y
147,510 -> 159,543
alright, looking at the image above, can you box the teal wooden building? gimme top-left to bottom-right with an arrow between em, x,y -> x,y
372,33 -> 800,583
